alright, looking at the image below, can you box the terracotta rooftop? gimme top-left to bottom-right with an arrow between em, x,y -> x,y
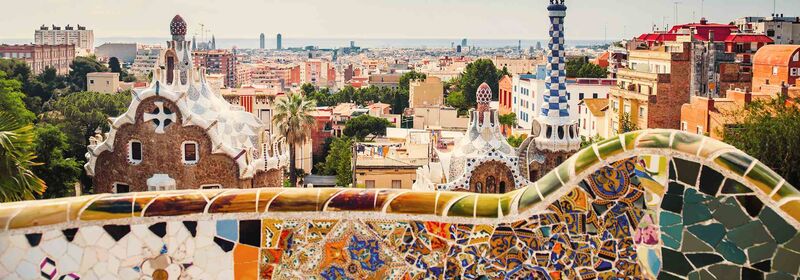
581,98 -> 609,117
753,45 -> 800,67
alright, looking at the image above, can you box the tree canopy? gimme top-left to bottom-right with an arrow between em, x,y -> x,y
343,114 -> 392,141
0,70 -> 36,123
460,59 -> 500,106
566,57 -> 608,78
320,137 -> 354,187
69,56 -> 109,91
722,97 -> 800,189
399,71 -> 426,92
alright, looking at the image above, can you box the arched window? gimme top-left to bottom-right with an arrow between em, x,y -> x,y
476,182 -> 483,193
182,141 -> 199,164
486,176 -> 497,193
499,181 -> 507,193
129,140 -> 142,164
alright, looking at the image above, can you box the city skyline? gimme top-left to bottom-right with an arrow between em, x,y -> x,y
1,0 -> 798,42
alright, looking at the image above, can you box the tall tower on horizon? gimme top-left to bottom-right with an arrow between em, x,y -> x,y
517,0 -> 580,181
259,33 -> 265,49
276,33 -> 282,50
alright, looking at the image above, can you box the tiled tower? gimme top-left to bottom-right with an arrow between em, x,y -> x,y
533,0 -> 580,151
517,0 -> 580,181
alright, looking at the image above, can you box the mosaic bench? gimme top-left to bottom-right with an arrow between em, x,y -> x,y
0,129 -> 798,279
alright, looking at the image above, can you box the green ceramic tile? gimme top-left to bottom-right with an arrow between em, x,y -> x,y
773,247 -> 800,275
726,221 -> 772,249
517,185 -> 542,213
447,195 -> 476,218
759,206 -> 797,244
498,191 -> 514,217
712,197 -> 751,230
765,272 -> 795,280
785,233 -> 800,252
661,248 -> 693,276
708,264 -> 741,280
536,171 -> 563,198
660,211 -> 682,227
436,192 -> 469,216
575,144 -> 600,174
745,162 -> 785,196
697,139 -> 732,159
622,131 -> 641,151
681,231 -> 715,253
474,195 -> 499,218
720,178 -> 753,194
697,166 -> 725,196
683,201 -> 713,225
636,130 -> 672,149
715,240 -> 746,265
674,158 -> 701,187
747,241 -> 777,263
595,137 -> 624,160
713,151 -> 754,177
687,223 -> 725,247
671,131 -> 704,155
686,253 -> 724,269
556,160 -> 573,184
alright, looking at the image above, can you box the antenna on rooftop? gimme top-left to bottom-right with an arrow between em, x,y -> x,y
700,0 -> 704,21
674,1 -> 681,26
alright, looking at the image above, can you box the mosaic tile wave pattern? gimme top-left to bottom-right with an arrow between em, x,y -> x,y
0,130 -> 799,279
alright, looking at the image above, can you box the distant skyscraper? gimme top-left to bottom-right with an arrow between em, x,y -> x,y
536,41 -> 542,50
211,35 -> 216,50
350,41 -> 355,48
259,33 -> 265,49
192,35 -> 197,50
277,33 -> 282,50
461,38 -> 468,47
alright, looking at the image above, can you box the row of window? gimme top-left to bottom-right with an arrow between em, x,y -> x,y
112,183 -> 221,194
128,140 -> 199,165
364,180 -> 403,189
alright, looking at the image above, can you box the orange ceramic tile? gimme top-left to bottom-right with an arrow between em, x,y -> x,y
256,188 -> 283,212
779,200 -> 800,224
208,190 -> 258,214
267,189 -> 319,212
144,193 -> 208,217
233,244 -> 260,280
386,192 -> 437,215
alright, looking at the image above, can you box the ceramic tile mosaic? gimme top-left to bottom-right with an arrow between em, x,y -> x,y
0,130 -> 799,279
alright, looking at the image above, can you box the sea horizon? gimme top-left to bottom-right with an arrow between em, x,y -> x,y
0,37 -> 614,50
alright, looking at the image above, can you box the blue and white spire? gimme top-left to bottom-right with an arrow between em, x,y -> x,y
541,0 -> 568,118
533,0 -> 581,152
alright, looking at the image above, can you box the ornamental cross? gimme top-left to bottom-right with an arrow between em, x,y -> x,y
143,102 -> 176,134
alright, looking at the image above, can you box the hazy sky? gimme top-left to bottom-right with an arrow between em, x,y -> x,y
0,0 -> 798,40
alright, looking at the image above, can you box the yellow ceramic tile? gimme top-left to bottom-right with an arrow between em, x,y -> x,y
386,192 -> 437,215
208,190 -> 258,214
9,202 -> 68,229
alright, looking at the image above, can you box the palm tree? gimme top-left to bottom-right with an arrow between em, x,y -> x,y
0,112 -> 45,202
273,93 -> 317,187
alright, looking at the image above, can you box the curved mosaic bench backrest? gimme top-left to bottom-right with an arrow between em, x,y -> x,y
0,129 -> 798,279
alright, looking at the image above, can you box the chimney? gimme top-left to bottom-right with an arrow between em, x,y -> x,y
700,17 -> 708,25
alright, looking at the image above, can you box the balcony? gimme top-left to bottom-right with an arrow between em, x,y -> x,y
617,68 -> 671,83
